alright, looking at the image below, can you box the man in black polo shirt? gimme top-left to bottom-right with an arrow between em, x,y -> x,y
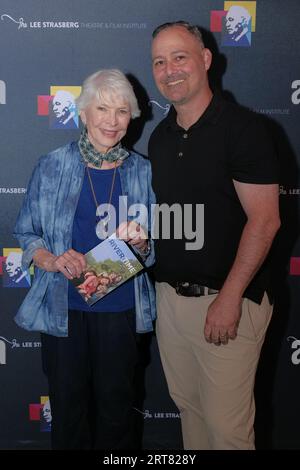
149,21 -> 280,450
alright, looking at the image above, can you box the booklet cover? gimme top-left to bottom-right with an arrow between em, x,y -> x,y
72,236 -> 144,306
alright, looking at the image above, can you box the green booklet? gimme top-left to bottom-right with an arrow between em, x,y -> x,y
72,235 -> 144,306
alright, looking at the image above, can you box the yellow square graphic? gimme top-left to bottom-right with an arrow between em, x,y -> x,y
50,86 -> 81,98
3,248 -> 22,257
224,1 -> 256,31
40,396 -> 49,405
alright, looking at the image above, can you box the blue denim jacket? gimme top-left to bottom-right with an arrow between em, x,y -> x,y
14,142 -> 156,336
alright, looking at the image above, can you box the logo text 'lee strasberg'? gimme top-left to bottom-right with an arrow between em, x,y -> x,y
1,14 -> 79,29
1,14 -> 146,31
95,197 -> 204,251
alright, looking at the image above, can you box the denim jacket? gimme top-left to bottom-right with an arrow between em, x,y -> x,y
14,142 -> 156,336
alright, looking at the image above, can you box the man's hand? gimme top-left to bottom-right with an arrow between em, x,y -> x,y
116,221 -> 149,253
203,181 -> 280,346
204,293 -> 242,345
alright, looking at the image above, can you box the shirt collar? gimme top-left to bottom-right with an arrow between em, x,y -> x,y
166,91 -> 225,131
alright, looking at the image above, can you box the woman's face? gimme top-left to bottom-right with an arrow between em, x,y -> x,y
80,92 -> 131,153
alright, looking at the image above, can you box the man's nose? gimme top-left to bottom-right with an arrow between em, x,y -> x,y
164,60 -> 178,77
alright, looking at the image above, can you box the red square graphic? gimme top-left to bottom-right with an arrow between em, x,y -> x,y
0,256 -> 5,275
290,257 -> 300,275
29,403 -> 42,421
37,95 -> 52,116
210,11 -> 226,32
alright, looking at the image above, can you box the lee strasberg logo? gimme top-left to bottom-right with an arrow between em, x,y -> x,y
280,185 -> 300,196
0,336 -> 41,349
0,79 -> 6,104
29,396 -> 52,432
0,187 -> 26,194
0,248 -> 32,287
287,336 -> 300,365
1,14 -> 79,29
210,1 -> 256,47
0,336 -> 41,366
37,86 -> 81,130
291,80 -> 300,105
148,99 -> 170,116
133,408 -> 180,419
1,14 -> 146,30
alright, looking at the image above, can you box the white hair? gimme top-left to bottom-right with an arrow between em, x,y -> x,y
76,69 -> 140,119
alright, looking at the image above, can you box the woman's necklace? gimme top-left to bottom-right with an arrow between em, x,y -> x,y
85,161 -> 118,239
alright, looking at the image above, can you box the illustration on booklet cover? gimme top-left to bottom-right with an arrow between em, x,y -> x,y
72,236 -> 144,306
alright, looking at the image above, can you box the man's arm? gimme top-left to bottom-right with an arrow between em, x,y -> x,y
204,181 -> 280,344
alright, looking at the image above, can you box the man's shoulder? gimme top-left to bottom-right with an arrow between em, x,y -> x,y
220,96 -> 265,131
219,95 -> 257,125
217,95 -> 270,142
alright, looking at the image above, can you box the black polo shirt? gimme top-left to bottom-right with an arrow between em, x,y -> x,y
148,93 -> 279,303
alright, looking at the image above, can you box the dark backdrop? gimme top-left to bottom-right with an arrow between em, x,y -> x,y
0,0 -> 299,450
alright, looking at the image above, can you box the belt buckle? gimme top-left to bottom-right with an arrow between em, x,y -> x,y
175,282 -> 187,296
175,282 -> 202,297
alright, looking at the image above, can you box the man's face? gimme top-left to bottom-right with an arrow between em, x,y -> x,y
152,26 -> 212,106
5,252 -> 22,277
52,91 -> 72,119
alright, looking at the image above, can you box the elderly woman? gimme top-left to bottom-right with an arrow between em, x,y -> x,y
14,69 -> 156,450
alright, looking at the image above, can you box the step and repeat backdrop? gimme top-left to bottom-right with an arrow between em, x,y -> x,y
0,0 -> 299,449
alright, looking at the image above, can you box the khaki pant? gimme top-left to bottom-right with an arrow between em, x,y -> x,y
156,282 -> 273,450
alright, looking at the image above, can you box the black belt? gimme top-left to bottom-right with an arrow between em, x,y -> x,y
169,281 -> 219,297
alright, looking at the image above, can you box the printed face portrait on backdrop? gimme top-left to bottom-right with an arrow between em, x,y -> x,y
41,398 -> 52,431
50,89 -> 78,129
37,85 -> 81,129
222,5 -> 251,46
2,250 -> 31,287
210,1 -> 256,48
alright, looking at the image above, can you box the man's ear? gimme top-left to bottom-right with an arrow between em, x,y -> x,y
203,48 -> 212,71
